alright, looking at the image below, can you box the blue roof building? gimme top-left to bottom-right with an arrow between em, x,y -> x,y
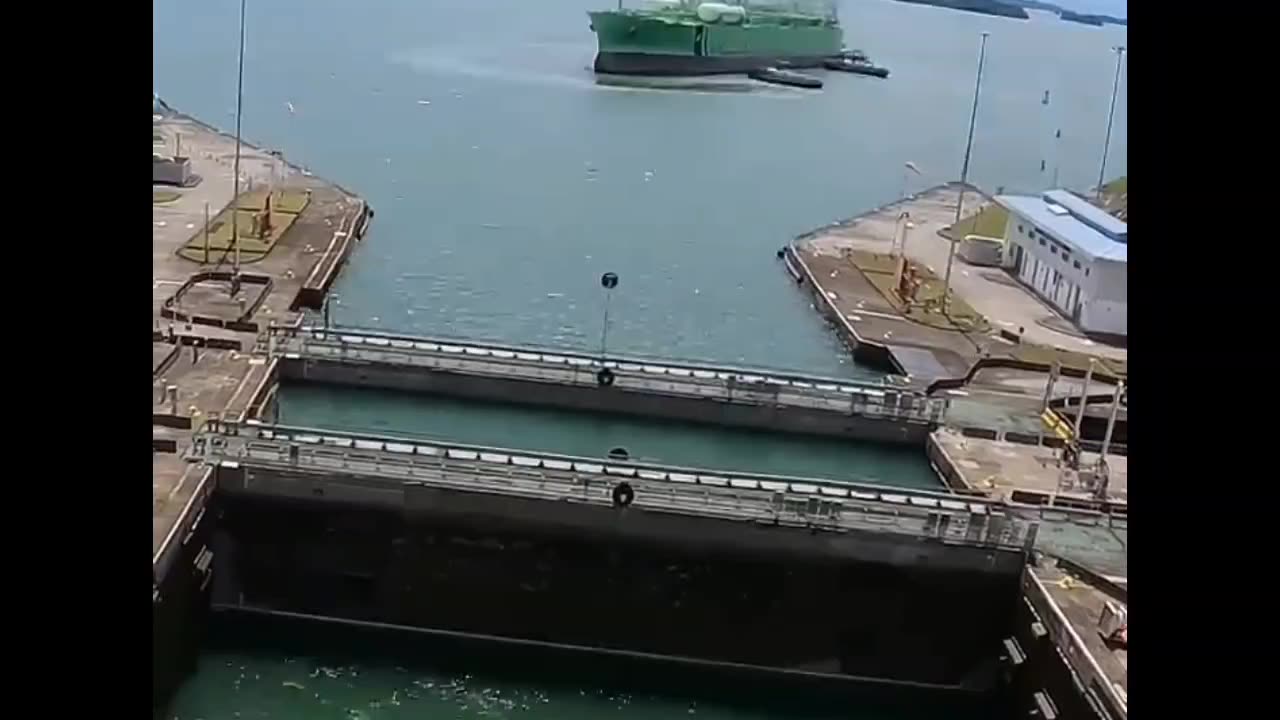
992,190 -> 1127,338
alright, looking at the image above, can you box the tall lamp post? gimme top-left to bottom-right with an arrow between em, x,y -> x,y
229,0 -> 248,283
1096,45 -> 1126,200
943,31 -> 989,314
901,161 -> 922,200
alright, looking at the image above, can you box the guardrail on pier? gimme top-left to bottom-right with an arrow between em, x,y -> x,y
194,419 -> 1031,551
264,325 -> 950,426
1024,570 -> 1128,719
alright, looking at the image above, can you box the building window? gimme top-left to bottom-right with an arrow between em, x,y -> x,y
1085,267 -> 1090,276
1050,245 -> 1057,256
1018,224 -> 1024,233
1038,238 -> 1046,247
1074,260 -> 1081,270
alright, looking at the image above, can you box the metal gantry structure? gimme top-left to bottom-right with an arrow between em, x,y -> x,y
194,417 -> 1040,552
265,323 -> 951,424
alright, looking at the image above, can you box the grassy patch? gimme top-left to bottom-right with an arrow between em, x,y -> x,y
176,189 -> 311,264
1097,176 -> 1127,220
233,188 -> 311,215
153,189 -> 182,204
943,203 -> 1009,241
845,248 -> 1126,378
1100,176 -> 1127,196
847,250 -> 990,333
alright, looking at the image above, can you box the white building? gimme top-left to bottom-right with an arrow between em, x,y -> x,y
994,189 -> 1128,338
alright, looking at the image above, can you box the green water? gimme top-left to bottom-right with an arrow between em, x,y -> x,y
172,650 -> 976,720
170,613 -> 997,720
279,384 -> 942,489
155,0 -> 1125,715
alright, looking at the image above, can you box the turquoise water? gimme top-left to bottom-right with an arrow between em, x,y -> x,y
172,650 -> 978,720
155,0 -> 1125,716
279,384 -> 943,488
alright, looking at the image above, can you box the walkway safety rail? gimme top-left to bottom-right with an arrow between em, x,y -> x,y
264,324 -> 950,425
195,419 -> 1035,551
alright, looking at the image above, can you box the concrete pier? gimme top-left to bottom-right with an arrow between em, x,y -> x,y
152,109 -> 370,579
928,428 -> 1128,511
784,184 -> 1127,394
269,325 -> 948,445
1010,560 -> 1128,720
151,107 -> 371,713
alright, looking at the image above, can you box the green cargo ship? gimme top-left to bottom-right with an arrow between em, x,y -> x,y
589,1 -> 846,76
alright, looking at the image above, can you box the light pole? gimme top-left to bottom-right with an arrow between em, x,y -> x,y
893,211 -> 911,259
1096,45 -> 1126,200
901,161 -> 922,200
229,0 -> 248,282
943,31 -> 989,314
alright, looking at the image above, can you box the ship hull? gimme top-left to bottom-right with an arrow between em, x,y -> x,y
595,51 -> 833,76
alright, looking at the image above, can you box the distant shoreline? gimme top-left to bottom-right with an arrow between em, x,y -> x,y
893,0 -> 1127,27
894,0 -> 1030,21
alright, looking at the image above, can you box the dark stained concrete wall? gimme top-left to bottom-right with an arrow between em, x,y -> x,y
212,490 -> 1026,691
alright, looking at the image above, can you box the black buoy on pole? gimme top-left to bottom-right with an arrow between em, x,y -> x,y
599,271 -> 619,360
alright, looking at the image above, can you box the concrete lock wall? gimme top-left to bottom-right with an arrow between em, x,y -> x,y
281,358 -> 930,445
782,246 -> 907,377
1006,580 -> 1121,720
212,486 -> 1026,691
152,501 -> 215,715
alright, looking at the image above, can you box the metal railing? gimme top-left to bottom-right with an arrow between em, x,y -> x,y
195,419 -> 1031,551
1024,571 -> 1128,719
264,325 -> 949,425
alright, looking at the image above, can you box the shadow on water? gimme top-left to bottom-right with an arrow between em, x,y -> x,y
389,45 -> 804,97
593,73 -> 790,95
188,609 -> 1003,720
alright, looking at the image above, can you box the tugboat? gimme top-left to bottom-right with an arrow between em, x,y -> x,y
823,56 -> 890,78
749,66 -> 824,89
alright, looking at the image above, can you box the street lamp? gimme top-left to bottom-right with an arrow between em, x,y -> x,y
943,31 -> 990,314
229,0 -> 248,282
1096,45 -> 1126,200
893,211 -> 912,259
901,161 -> 922,200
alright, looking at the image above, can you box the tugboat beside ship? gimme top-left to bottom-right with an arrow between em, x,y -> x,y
588,0 -> 888,81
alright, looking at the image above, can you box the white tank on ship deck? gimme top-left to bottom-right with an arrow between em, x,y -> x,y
696,3 -> 747,23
